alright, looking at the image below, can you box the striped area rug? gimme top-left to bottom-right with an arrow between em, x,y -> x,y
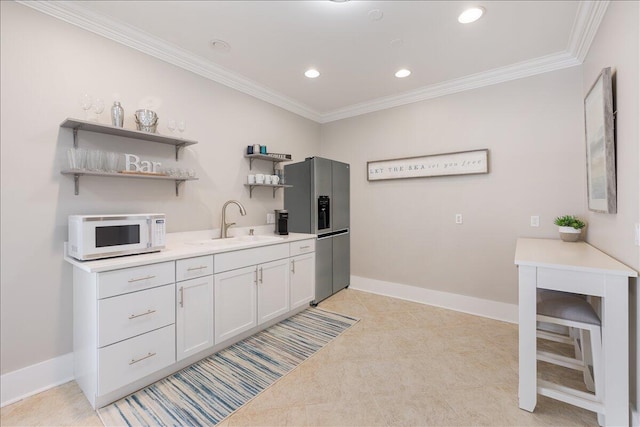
98,308 -> 358,426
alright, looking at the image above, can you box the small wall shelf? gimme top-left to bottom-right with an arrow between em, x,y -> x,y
61,170 -> 198,196
244,153 -> 291,172
61,118 -> 198,160
244,183 -> 292,198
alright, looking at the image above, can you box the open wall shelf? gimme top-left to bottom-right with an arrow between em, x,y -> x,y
61,118 -> 198,160
61,170 -> 198,196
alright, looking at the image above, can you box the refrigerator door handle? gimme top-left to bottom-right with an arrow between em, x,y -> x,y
317,229 -> 349,240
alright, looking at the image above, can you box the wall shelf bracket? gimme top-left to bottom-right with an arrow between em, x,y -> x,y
73,128 -> 79,149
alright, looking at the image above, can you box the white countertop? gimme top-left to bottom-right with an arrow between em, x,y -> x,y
65,231 -> 316,273
514,237 -> 637,277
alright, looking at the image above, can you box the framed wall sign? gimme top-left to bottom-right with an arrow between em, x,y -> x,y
584,67 -> 616,213
367,149 -> 489,181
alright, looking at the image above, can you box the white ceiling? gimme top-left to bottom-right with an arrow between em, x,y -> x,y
21,1 -> 608,123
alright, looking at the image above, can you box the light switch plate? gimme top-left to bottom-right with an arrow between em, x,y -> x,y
635,223 -> 640,246
266,213 -> 275,224
455,214 -> 463,224
530,216 -> 540,227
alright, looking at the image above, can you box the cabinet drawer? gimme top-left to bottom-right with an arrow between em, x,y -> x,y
214,243 -> 289,273
98,284 -> 175,347
98,262 -> 175,299
537,267 -> 605,297
176,255 -> 214,282
98,325 -> 175,396
290,239 -> 315,256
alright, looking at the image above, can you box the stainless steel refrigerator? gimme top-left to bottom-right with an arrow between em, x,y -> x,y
284,157 -> 350,304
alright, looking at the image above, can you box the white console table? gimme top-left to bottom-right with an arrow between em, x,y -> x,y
514,238 -> 637,426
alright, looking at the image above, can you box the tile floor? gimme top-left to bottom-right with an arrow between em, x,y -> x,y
0,289 -> 598,426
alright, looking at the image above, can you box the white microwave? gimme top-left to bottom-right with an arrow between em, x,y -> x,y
68,214 -> 166,261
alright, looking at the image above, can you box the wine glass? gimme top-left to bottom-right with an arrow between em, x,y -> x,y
93,98 -> 105,123
167,120 -> 176,135
177,120 -> 186,138
80,94 -> 92,120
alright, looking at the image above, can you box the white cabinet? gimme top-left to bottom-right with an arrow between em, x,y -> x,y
98,325 -> 175,396
289,239 -> 316,309
214,243 -> 293,344
290,252 -> 315,309
257,258 -> 290,324
98,283 -> 175,347
214,266 -> 258,343
176,255 -> 214,361
71,235 -> 316,409
73,262 -> 176,408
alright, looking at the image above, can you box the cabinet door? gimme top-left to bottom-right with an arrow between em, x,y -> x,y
214,266 -> 257,344
290,253 -> 315,310
176,275 -> 214,361
257,258 -> 290,324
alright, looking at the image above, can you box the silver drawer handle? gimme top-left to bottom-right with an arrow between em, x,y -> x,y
128,309 -> 156,320
187,265 -> 208,271
129,352 -> 156,365
128,275 -> 156,283
299,245 -> 310,250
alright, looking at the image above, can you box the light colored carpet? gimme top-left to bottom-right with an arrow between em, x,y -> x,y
98,308 -> 358,427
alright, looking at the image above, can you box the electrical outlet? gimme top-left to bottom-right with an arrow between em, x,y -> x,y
635,223 -> 640,246
530,216 -> 540,227
266,213 -> 275,224
455,214 -> 463,224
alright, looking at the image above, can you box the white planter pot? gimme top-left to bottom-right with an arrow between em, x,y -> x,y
559,226 -> 581,242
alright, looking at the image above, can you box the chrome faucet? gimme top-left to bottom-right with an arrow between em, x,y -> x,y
220,200 -> 247,238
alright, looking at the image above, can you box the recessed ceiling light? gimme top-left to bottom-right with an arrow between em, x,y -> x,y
210,39 -> 230,52
395,69 -> 411,78
305,69 -> 320,78
368,9 -> 384,21
458,7 -> 485,24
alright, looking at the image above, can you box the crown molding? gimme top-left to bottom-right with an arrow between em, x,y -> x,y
319,51 -> 581,123
16,0 -> 323,123
567,1 -> 610,63
18,0 -> 608,125
319,0 -> 608,123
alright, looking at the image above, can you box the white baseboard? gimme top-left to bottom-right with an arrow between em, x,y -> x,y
350,275 -> 519,324
1,353 -> 74,407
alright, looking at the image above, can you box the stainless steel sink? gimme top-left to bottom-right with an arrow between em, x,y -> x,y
184,235 -> 283,249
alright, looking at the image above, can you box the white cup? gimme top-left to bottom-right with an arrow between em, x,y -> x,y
248,174 -> 256,184
255,173 -> 265,184
271,175 -> 280,185
265,175 -> 272,184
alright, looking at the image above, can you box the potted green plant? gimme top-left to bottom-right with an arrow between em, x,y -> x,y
554,215 -> 586,242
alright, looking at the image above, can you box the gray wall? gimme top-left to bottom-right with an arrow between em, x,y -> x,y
0,2 -> 320,374
580,0 -> 640,411
320,67 -> 586,304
